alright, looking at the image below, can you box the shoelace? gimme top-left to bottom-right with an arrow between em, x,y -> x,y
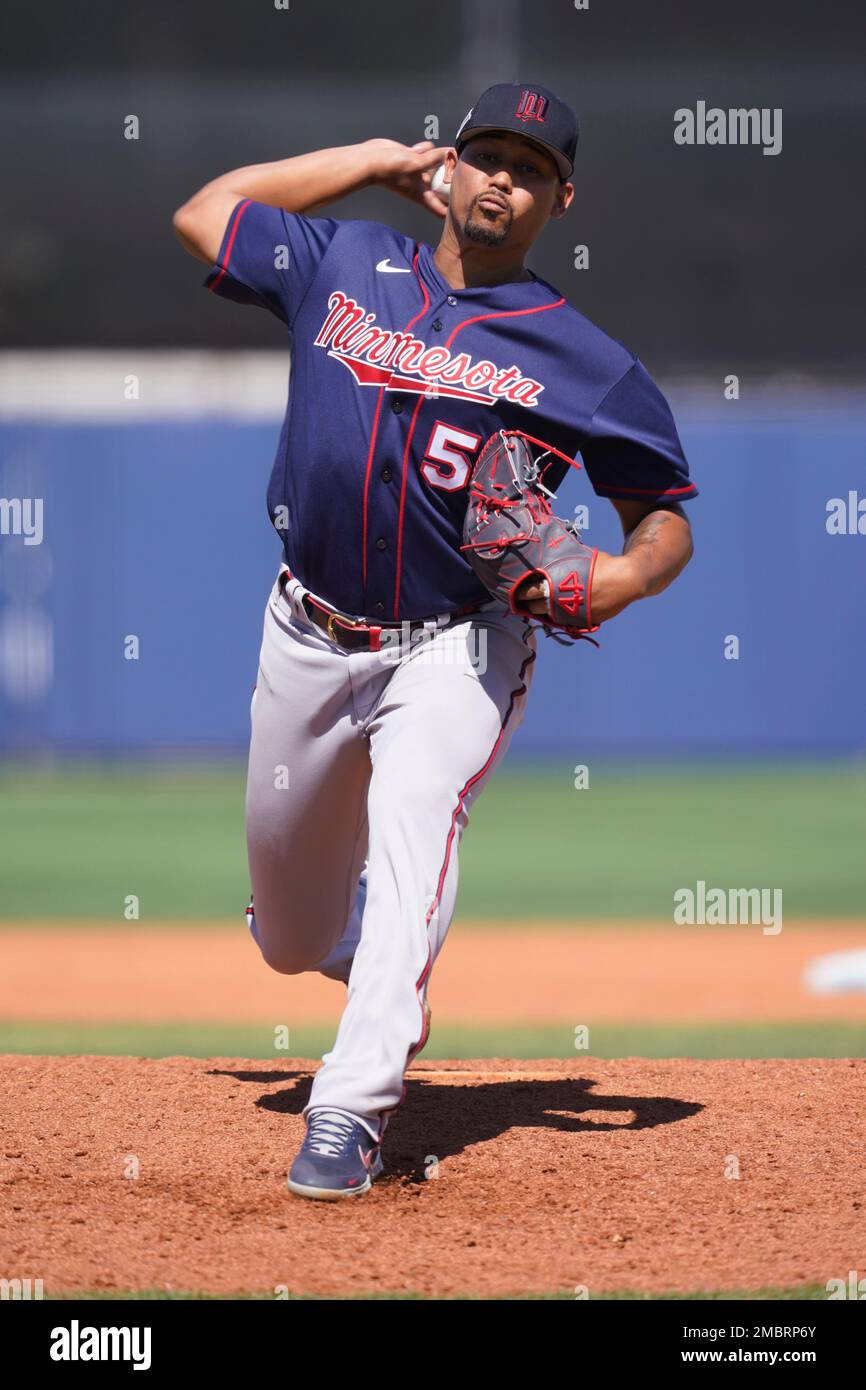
304,1110 -> 358,1158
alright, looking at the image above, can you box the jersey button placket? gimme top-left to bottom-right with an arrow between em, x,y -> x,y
366,383 -> 403,613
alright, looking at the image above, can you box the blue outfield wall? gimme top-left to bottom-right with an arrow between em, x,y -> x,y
0,403 -> 864,755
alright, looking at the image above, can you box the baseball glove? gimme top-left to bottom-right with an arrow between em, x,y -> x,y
461,429 -> 600,645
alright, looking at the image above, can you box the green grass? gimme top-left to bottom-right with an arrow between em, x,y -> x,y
0,763 -> 247,922
1,759 -> 864,921
1,1019 -> 863,1059
44,1284 -> 830,1301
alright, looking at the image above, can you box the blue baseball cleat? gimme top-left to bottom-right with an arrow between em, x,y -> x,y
288,1109 -> 384,1200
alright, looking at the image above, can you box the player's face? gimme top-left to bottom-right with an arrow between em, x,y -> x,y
447,132 -> 573,250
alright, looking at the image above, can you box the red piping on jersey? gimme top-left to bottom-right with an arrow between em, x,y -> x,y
392,392 -> 426,618
207,199 -> 253,294
443,296 -> 566,350
361,249 -> 430,592
361,388 -> 386,584
597,482 -> 698,498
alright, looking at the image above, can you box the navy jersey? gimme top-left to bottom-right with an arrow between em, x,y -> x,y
205,199 -> 697,622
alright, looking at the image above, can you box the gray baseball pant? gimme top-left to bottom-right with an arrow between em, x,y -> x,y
244,567 -> 537,1140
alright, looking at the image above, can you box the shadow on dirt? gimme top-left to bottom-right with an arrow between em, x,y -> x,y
210,1066 -> 703,1186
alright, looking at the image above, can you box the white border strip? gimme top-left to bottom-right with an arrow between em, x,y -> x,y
0,352 -> 862,422
0,352 -> 291,421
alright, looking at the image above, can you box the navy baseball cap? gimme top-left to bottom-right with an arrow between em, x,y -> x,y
455,82 -> 579,180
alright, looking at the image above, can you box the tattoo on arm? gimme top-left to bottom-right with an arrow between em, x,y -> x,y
623,509 -> 678,552
622,505 -> 693,595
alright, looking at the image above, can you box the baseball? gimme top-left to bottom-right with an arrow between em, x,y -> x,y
430,163 -> 451,201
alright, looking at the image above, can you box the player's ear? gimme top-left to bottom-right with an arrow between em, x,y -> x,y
442,147 -> 458,180
550,180 -> 575,220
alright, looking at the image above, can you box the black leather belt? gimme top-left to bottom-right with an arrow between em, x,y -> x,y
278,570 -> 483,653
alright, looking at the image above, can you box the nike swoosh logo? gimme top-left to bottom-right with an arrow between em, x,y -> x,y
376,258 -> 412,273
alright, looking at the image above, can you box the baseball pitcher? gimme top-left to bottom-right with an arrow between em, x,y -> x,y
173,83 -> 697,1199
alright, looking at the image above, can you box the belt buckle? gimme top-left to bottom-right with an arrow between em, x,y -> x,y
326,609 -> 364,644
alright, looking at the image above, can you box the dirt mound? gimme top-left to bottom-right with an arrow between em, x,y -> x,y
1,1055 -> 863,1297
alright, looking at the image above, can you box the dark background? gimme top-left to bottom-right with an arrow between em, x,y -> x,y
2,0 -> 864,370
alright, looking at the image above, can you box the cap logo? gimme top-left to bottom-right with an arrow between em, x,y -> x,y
515,89 -> 548,124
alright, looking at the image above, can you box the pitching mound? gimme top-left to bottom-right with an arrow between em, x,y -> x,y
2,1055 -> 863,1298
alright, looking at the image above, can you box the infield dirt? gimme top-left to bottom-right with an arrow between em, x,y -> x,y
2,1055 -> 863,1298
3,921 -> 866,1022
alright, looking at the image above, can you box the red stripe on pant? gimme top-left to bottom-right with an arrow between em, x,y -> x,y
377,628 -> 536,1137
427,638 -> 536,924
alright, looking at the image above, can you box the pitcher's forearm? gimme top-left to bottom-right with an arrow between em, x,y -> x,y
172,142 -> 381,263
195,144 -> 380,216
622,506 -> 694,597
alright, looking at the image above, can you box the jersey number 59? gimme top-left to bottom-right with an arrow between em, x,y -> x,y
420,422 -> 483,493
